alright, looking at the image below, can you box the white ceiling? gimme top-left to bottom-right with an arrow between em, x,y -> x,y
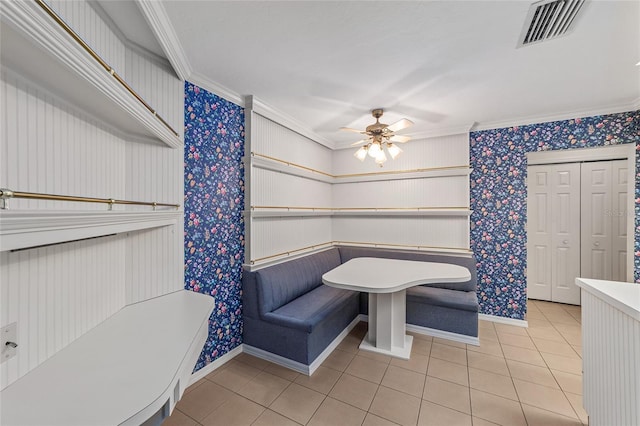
128,1 -> 638,143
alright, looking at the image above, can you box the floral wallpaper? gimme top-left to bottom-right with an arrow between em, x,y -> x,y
470,110 -> 640,320
184,82 -> 245,371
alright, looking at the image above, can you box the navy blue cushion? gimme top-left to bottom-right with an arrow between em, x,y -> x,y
407,286 -> 479,312
255,248 -> 342,315
264,285 -> 358,333
338,246 -> 477,292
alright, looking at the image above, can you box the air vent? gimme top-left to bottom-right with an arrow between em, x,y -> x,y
518,0 -> 587,47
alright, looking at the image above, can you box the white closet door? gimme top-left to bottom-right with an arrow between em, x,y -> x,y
581,162 -> 612,280
550,163 -> 581,305
527,166 -> 553,301
611,160 -> 628,282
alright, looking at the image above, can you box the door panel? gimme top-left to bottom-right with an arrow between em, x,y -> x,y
611,160 -> 627,282
551,163 -> 581,305
527,167 -> 552,301
581,162 -> 612,281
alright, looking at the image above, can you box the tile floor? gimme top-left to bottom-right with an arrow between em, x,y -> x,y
165,300 -> 586,426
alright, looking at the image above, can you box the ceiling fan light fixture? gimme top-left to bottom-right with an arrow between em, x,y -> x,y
343,108 -> 413,167
354,146 -> 368,161
387,143 -> 402,160
368,141 -> 382,157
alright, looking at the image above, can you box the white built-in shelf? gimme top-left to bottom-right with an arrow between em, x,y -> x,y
247,208 -> 471,218
250,154 -> 471,184
0,0 -> 182,148
0,290 -> 215,426
0,210 -> 182,251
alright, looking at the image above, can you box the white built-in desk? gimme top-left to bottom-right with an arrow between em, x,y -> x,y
0,290 -> 214,426
323,258 -> 470,359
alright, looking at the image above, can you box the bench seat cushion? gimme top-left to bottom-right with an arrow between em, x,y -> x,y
407,286 -> 479,312
264,285 -> 359,333
256,248 -> 342,316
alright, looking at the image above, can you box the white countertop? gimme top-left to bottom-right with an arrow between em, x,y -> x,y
1,290 -> 214,426
575,278 -> 640,321
322,257 -> 471,293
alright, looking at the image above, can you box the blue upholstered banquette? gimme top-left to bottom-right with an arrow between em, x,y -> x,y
242,247 -> 478,366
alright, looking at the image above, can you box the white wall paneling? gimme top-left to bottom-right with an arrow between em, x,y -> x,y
252,113 -> 333,172
331,133 -> 470,176
332,216 -> 470,251
245,97 -> 471,265
0,0 -> 184,393
251,168 -> 332,207
332,176 -> 469,208
251,217 -> 332,263
125,225 -> 183,304
123,47 -> 183,138
0,0 -> 182,147
46,0 -> 127,72
577,278 -> 640,426
0,67 -> 127,210
0,234 -> 127,390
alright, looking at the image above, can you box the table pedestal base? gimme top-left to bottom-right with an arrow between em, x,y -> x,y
359,290 -> 413,359
359,334 -> 413,360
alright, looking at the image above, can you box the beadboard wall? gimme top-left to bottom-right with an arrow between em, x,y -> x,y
332,133 -> 471,252
246,105 -> 471,265
0,1 -> 183,390
247,112 -> 334,264
0,234 -> 127,390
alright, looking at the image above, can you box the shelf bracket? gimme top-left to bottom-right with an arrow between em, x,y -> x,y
0,189 -> 14,210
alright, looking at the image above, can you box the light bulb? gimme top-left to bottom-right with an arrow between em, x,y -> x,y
387,143 -> 403,160
368,142 -> 381,158
374,150 -> 387,166
354,146 -> 368,161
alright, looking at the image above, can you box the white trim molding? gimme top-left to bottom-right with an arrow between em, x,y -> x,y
472,101 -> 640,132
188,71 -> 245,108
405,323 -> 480,346
135,0 -> 192,81
247,96 -> 335,149
0,210 -> 182,251
479,313 -> 529,328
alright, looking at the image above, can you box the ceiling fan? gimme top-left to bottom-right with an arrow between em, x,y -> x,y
341,109 -> 414,166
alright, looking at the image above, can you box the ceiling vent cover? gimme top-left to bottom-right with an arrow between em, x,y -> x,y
518,0 -> 587,47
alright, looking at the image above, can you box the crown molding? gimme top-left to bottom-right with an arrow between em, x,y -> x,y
136,0 -> 192,81
187,72 -> 245,107
471,100 -> 640,132
88,1 -> 173,74
409,123 -> 474,140
247,96 -> 336,149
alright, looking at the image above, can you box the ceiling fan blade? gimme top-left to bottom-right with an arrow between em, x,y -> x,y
340,127 -> 365,134
386,118 -> 414,132
389,135 -> 411,143
350,139 -> 368,146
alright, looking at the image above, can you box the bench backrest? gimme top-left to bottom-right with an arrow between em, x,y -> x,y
337,246 -> 478,292
254,248 -> 342,315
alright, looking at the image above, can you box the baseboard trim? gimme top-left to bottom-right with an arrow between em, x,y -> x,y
405,323 -> 480,346
244,315 -> 363,376
479,313 -> 528,328
188,345 -> 243,386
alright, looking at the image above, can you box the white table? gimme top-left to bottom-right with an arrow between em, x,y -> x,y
322,257 -> 471,359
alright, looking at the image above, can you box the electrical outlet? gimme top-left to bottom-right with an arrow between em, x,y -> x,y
1,322 -> 17,363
